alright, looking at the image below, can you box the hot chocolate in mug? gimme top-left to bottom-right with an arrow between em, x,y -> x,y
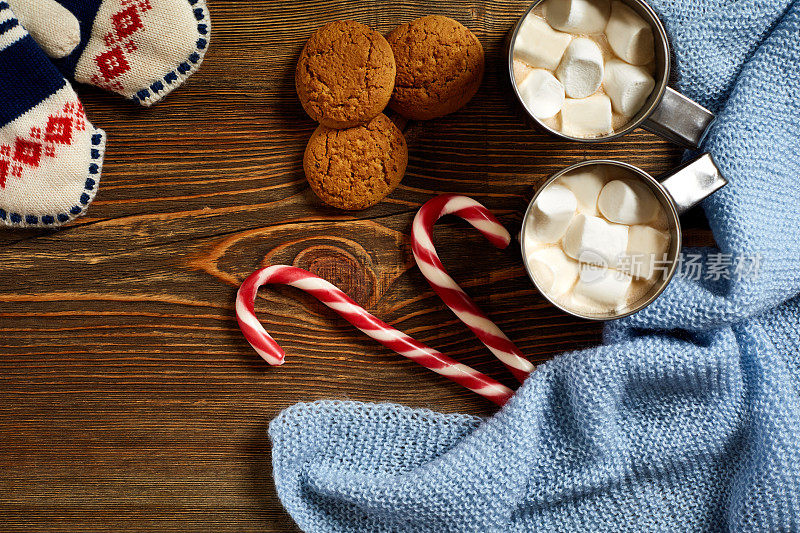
521,154 -> 727,320
507,0 -> 714,148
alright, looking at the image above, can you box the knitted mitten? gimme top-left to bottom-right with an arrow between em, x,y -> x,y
10,0 -> 210,106
0,3 -> 105,228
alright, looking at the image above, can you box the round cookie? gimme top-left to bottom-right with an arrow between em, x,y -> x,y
304,114 -> 408,210
296,21 -> 396,129
387,16 -> 485,120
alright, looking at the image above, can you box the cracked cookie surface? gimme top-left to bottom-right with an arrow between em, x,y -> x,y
296,20 -> 396,129
387,15 -> 485,121
303,114 -> 408,210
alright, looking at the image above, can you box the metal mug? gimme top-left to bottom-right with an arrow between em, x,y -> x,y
507,0 -> 714,148
520,153 -> 727,320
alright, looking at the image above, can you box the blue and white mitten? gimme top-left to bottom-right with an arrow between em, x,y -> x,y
0,3 -> 105,228
11,0 -> 210,106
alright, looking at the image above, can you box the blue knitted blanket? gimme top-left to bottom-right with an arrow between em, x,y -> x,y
269,1 -> 800,530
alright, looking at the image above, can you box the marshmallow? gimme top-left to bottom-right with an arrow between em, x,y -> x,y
597,179 -> 660,224
557,169 -> 606,216
513,60 -> 534,86
528,184 -> 577,243
563,213 -> 628,267
518,69 -> 566,119
573,264 -> 632,309
561,94 -> 613,138
514,15 -> 573,70
543,0 -> 611,34
527,247 -> 581,296
605,1 -> 655,65
556,38 -> 604,99
625,225 -> 670,279
603,59 -> 655,117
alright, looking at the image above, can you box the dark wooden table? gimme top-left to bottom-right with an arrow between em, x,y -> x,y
0,1 -> 706,530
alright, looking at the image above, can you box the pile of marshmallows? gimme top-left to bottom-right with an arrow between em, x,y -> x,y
513,0 -> 657,138
525,166 -> 671,314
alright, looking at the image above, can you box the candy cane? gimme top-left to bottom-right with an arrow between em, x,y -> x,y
411,194 -> 534,382
236,265 -> 514,406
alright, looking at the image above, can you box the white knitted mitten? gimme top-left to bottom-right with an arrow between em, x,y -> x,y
11,0 -> 210,106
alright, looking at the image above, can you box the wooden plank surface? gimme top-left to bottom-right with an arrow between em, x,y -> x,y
0,0 -> 708,530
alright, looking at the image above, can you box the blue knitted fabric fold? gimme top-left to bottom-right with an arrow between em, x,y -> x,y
269,1 -> 800,531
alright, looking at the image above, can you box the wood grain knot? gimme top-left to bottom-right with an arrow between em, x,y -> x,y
293,245 -> 375,303
195,219 -> 409,310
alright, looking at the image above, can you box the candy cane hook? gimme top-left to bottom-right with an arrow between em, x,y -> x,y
411,194 -> 534,382
236,265 -> 514,406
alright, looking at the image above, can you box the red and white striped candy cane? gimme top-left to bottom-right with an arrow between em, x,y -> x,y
411,194 -> 534,383
236,265 -> 514,406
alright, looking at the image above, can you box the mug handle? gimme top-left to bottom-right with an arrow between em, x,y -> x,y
643,87 -> 716,149
659,153 -> 728,214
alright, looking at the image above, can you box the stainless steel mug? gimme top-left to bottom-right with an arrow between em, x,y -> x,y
520,153 -> 727,320
507,0 -> 714,148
